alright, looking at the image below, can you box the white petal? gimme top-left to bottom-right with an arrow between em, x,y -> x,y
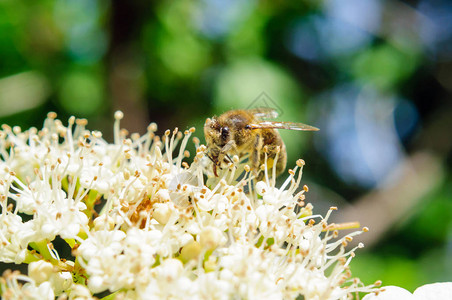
363,286 -> 413,300
413,282 -> 452,300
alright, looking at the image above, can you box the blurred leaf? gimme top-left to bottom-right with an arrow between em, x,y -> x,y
409,180 -> 452,243
58,69 -> 104,115
225,10 -> 266,57
156,32 -> 211,78
419,247 -> 452,284
351,253 -> 428,293
156,0 -> 196,35
351,44 -> 419,90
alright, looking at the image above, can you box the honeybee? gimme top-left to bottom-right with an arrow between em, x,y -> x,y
204,108 -> 319,179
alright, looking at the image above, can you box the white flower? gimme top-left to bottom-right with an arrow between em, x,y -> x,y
152,202 -> 173,224
0,213 -> 31,263
34,194 -> 88,241
78,230 -> 126,261
228,245 -> 281,296
65,284 -> 96,299
28,260 -> 54,284
0,112 -> 381,299
363,283 -> 452,300
24,282 -> 55,300
199,225 -> 226,249
49,271 -> 73,295
0,270 -> 55,300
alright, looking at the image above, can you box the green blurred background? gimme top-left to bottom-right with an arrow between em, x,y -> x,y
1,0 -> 451,292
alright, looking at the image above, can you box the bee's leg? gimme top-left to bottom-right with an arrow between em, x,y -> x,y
274,142 -> 287,177
219,140 -> 236,164
206,153 -> 220,177
213,164 -> 218,177
209,141 -> 236,176
206,153 -> 216,164
251,150 -> 263,180
220,140 -> 236,154
252,134 -> 263,180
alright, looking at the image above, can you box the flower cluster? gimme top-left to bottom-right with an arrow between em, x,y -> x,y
0,112 -> 380,299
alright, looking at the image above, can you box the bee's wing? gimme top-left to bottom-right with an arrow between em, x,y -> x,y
248,107 -> 279,119
249,121 -> 319,131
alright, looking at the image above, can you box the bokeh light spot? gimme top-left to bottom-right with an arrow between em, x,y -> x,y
58,70 -> 104,115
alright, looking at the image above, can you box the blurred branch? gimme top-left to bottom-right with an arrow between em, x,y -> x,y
337,151 -> 444,247
107,0 -> 151,134
0,72 -> 49,116
337,106 -> 452,247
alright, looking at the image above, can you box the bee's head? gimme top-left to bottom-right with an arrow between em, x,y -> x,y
204,117 -> 231,150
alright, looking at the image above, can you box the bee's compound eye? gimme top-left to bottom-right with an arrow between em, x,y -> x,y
221,126 -> 229,140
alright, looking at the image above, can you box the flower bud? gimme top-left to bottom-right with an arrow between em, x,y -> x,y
28,260 -> 54,284
153,202 -> 172,224
180,241 -> 202,263
199,226 -> 225,250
